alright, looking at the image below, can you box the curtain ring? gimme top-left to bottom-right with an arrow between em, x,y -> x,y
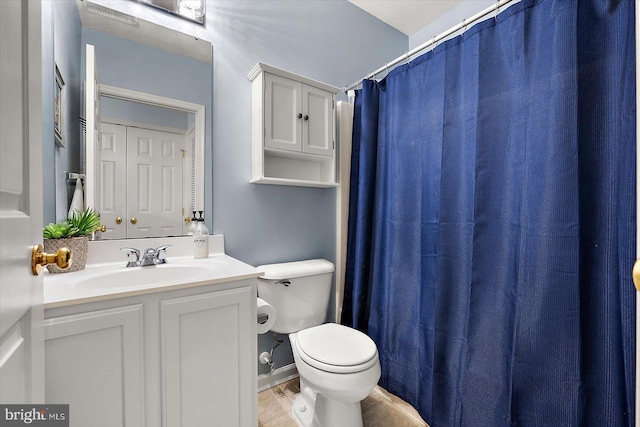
462,18 -> 467,33
495,0 -> 500,22
404,51 -> 409,64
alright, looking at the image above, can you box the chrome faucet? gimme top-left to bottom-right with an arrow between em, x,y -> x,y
120,245 -> 171,267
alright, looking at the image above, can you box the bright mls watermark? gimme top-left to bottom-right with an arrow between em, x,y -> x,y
0,405 -> 68,426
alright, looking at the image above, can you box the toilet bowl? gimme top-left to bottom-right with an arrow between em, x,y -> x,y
256,259 -> 381,427
289,323 -> 381,427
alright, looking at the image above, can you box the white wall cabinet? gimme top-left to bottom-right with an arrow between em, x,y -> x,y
44,280 -> 257,427
249,63 -> 340,187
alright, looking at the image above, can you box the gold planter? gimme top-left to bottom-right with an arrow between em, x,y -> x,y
44,236 -> 89,273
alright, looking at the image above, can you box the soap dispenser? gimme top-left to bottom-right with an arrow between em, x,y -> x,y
192,211 -> 209,259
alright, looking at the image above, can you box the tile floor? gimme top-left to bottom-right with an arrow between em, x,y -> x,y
258,377 -> 429,427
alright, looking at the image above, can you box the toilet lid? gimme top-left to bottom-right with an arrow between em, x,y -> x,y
296,323 -> 378,369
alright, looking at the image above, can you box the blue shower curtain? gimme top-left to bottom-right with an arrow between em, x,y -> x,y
342,0 -> 636,425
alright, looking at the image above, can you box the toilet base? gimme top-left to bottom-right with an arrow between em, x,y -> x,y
293,391 -> 363,427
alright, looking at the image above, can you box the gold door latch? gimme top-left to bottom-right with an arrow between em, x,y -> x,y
633,259 -> 640,291
31,245 -> 72,276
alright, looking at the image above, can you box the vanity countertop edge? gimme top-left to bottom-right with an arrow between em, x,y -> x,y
44,235 -> 264,309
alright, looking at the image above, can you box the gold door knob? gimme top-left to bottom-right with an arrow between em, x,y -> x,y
31,244 -> 72,276
115,217 -> 123,225
130,217 -> 137,225
633,259 -> 640,291
99,225 -> 107,233
184,217 -> 191,223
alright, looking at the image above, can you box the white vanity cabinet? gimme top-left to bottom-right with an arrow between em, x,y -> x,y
44,279 -> 257,427
248,62 -> 340,187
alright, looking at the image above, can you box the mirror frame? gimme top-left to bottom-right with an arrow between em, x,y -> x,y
86,84 -> 206,219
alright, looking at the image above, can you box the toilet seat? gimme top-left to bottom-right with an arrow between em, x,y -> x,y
294,323 -> 378,374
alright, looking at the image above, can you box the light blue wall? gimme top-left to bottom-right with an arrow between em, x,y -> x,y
43,0 -> 82,224
101,97 -> 191,131
46,0 -> 407,375
206,1 -> 406,373
409,0 -> 497,48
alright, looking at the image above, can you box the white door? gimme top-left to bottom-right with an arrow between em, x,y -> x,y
302,84 -> 333,157
0,0 -> 45,403
97,123 -> 127,239
264,73 -> 302,152
127,127 -> 183,238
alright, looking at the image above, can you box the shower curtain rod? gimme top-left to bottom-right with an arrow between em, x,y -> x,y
344,0 -> 518,92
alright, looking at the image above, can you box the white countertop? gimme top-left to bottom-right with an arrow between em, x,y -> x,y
44,235 -> 263,309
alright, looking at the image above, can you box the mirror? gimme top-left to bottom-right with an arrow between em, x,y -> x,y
46,0 -> 212,239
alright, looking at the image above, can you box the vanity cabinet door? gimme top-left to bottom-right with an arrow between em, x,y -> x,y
160,286 -> 255,427
44,304 -> 144,427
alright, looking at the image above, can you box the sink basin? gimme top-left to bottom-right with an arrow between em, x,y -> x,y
74,264 -> 219,289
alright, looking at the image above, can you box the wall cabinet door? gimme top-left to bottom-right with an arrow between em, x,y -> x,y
264,73 -> 333,157
264,73 -> 302,153
160,287 -> 254,427
302,84 -> 333,157
44,305 -> 144,427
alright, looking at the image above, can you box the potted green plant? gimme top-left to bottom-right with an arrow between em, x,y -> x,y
43,207 -> 101,273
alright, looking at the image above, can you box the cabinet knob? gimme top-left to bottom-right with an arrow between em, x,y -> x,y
130,217 -> 138,225
297,113 -> 302,119
304,115 -> 309,121
115,217 -> 123,225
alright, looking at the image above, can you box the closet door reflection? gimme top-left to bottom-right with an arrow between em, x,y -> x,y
98,123 -> 185,239
98,123 -> 127,239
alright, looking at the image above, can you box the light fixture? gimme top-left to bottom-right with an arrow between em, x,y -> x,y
138,0 -> 206,24
178,0 -> 205,19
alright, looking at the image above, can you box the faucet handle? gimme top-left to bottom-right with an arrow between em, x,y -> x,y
120,247 -> 140,267
154,245 -> 171,264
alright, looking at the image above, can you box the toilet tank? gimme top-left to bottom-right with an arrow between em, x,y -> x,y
256,259 -> 334,334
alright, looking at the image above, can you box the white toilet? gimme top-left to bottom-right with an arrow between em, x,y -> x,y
257,259 -> 381,427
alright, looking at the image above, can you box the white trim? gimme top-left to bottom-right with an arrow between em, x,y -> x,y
257,363 -> 298,392
249,177 -> 338,188
99,84 -> 206,211
100,117 -> 186,135
85,44 -> 96,212
247,62 -> 340,94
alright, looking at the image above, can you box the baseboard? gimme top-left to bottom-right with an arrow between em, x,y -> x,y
258,363 -> 298,392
